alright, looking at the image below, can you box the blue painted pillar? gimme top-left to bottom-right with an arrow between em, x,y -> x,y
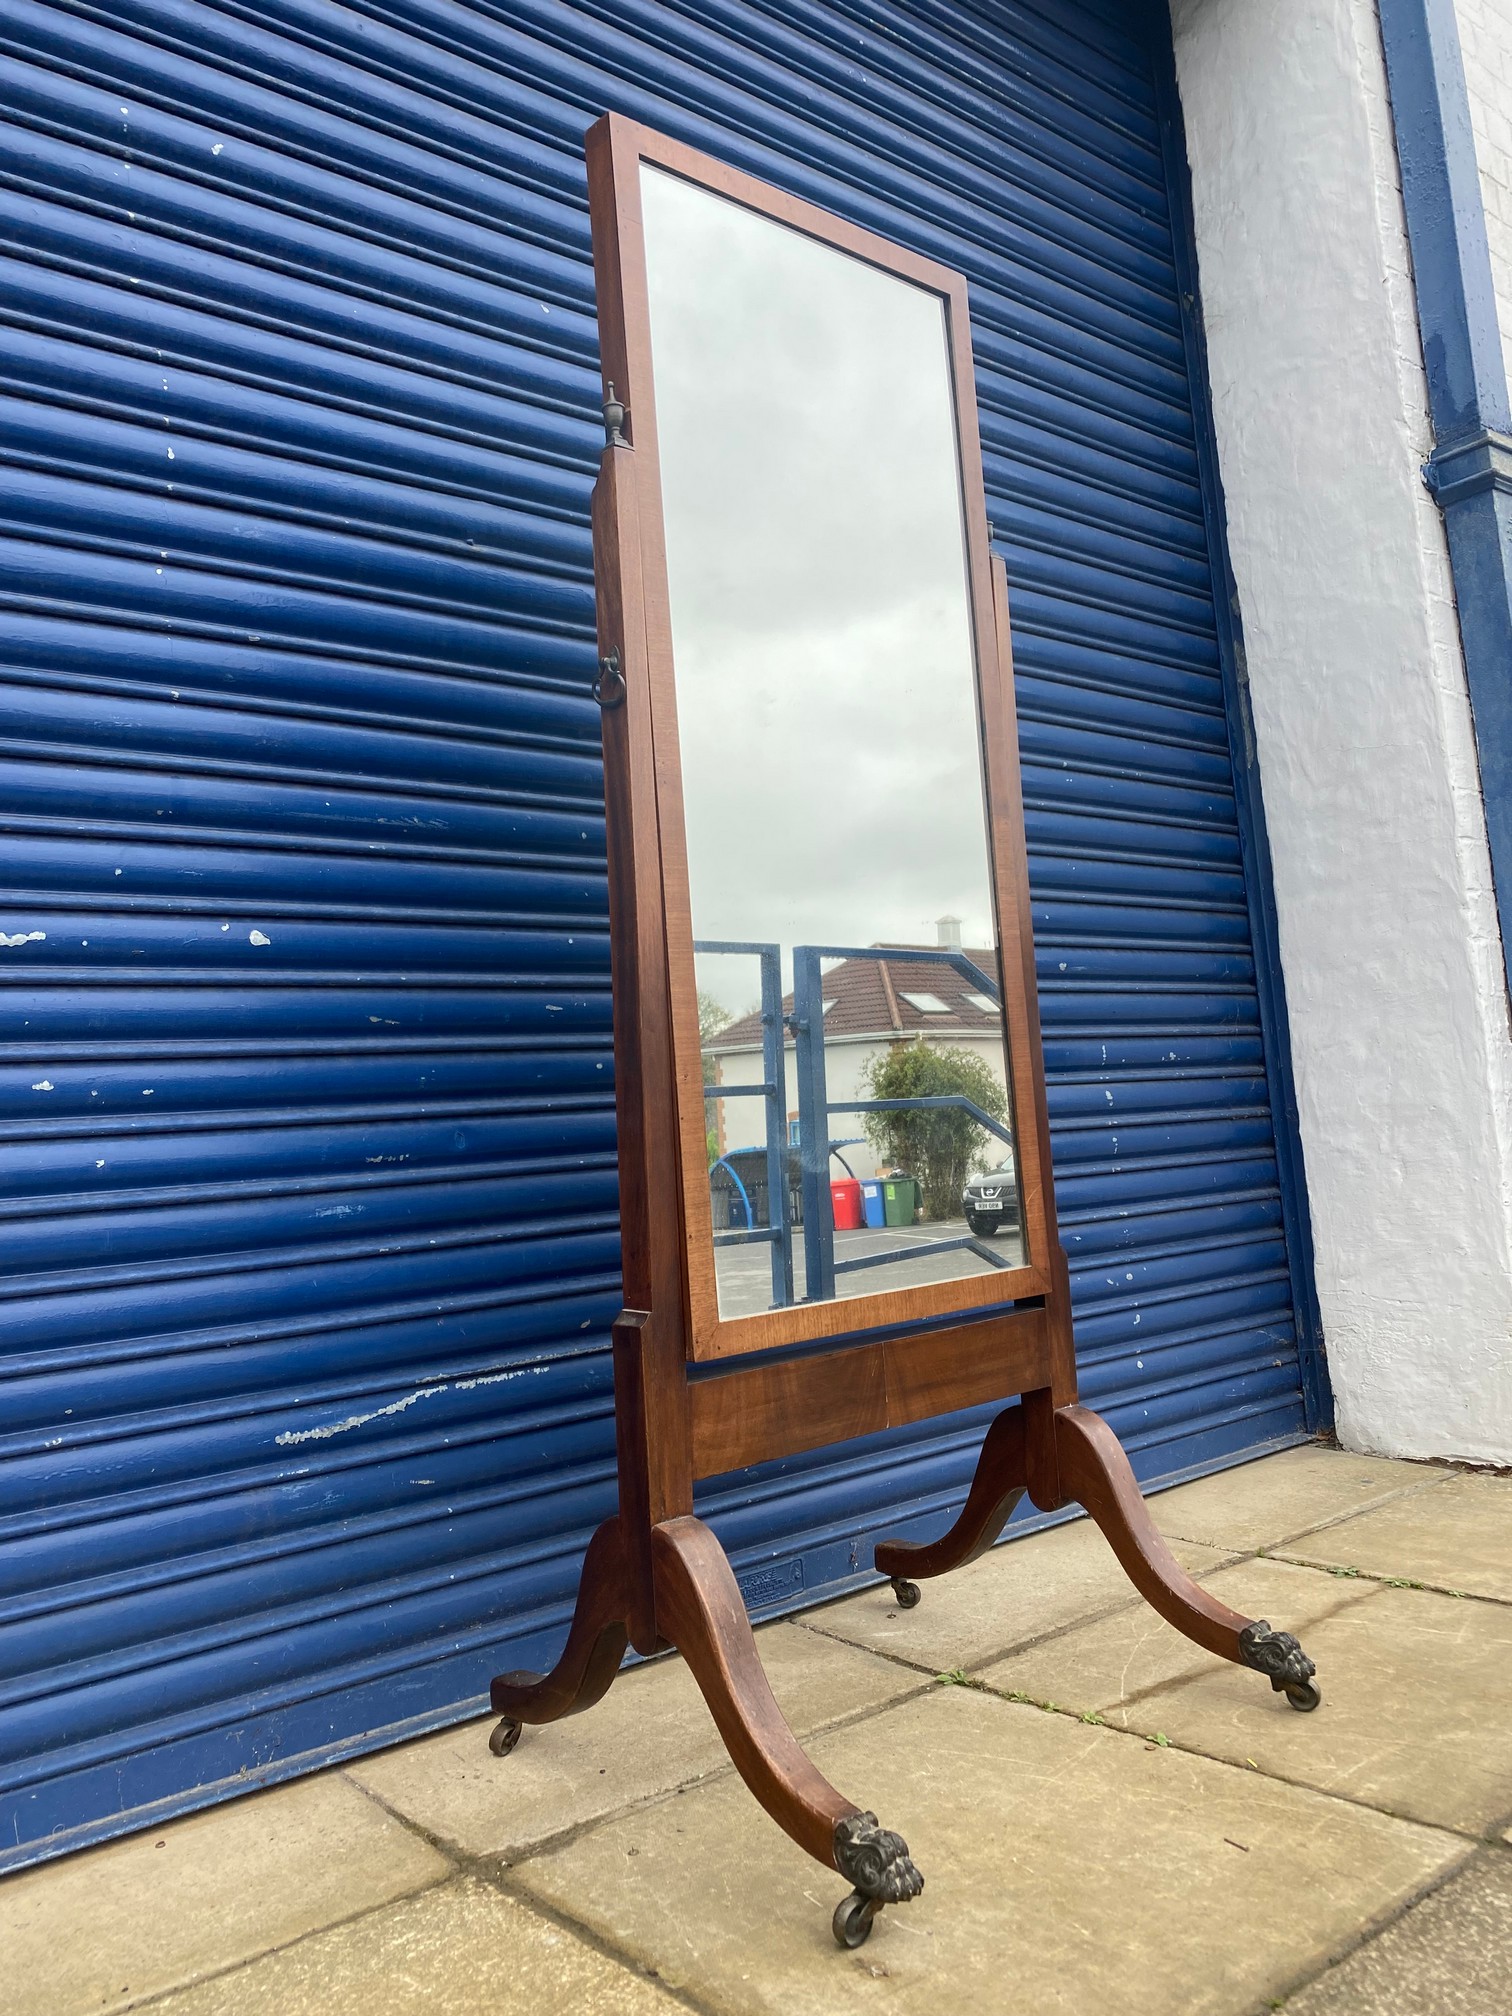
1378,0 -> 1512,989
791,947 -> 835,1303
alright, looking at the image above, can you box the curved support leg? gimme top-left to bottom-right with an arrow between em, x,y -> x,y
1047,1405 -> 1319,1708
874,1403 -> 1027,1603
653,1515 -> 922,1940
488,1516 -> 632,1749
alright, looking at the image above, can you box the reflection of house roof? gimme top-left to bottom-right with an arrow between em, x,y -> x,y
707,946 -> 1001,1052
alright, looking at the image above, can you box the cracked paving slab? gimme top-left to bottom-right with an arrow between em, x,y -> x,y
1276,1470 -> 1512,1604
347,1620 -> 921,1860
1140,1445 -> 1449,1556
1,1773 -> 448,2016
979,1556 -> 1376,1718
1280,1849 -> 1512,2014
134,1876 -> 685,2016
513,1685 -> 1463,2016
999,1582 -> 1512,1837
801,1510 -> 1233,1672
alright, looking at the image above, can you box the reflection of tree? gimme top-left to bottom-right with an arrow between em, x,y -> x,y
699,992 -> 732,1166
861,1040 -> 1009,1220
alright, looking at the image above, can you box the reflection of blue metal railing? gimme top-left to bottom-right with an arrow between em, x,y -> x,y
833,1095 -> 1013,1144
828,1233 -> 1013,1277
695,940 -> 793,1308
698,939 -> 1014,1311
708,1153 -> 754,1230
794,944 -> 1011,1302
825,1101 -> 1015,1287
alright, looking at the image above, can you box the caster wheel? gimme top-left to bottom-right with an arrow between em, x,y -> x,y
832,1890 -> 881,1949
488,1715 -> 522,1757
890,1577 -> 921,1610
1283,1678 -> 1321,1713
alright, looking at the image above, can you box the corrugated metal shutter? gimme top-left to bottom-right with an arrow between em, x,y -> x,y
0,0 -> 1319,1865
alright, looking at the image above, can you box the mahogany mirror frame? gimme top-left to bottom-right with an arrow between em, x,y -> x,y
587,111 -> 1061,1366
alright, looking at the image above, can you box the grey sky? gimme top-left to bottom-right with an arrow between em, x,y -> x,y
640,166 -> 1002,1021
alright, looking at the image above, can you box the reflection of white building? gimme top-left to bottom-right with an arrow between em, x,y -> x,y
706,927 -> 1009,1185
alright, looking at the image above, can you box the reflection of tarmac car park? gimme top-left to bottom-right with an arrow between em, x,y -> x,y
962,1159 -> 1019,1239
712,1216 -> 1027,1320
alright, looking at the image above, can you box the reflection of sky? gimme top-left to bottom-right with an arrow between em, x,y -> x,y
641,167 -> 998,1020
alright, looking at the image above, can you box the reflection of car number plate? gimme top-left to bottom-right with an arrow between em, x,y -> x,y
974,1201 -> 1002,1213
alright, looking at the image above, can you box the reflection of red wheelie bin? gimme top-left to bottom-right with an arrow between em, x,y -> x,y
830,1177 -> 863,1230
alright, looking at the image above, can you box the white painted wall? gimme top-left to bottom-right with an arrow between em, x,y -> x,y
1457,0 -> 1512,386
1170,0 -> 1512,1462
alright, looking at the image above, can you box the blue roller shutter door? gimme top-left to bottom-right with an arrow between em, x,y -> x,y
0,0 -> 1317,1867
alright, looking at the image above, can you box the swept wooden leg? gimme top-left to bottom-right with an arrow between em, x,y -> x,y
653,1515 -> 923,1943
487,1516 -> 632,1753
1043,1405 -> 1320,1709
874,1402 -> 1026,1603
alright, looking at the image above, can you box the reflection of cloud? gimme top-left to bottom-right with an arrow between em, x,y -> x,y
695,947 -> 764,1024
642,168 -> 996,1015
682,604 -> 995,1007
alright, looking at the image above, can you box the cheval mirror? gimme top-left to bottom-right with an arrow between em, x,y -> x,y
488,113 -> 1322,1951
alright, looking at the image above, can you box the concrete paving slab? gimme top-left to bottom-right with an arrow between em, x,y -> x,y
0,1773 -> 447,2016
802,1513 -> 1231,1672
1149,1445 -> 1444,1554
348,1620 -> 921,1860
514,1684 -> 1461,2016
979,1557 -> 1376,1717
1081,1585 -> 1512,1835
1279,1471 -> 1512,1603
1281,1850 -> 1512,2014
139,1875 -> 683,2016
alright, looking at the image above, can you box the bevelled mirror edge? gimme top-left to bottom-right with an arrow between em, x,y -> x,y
583,113 -> 1061,1365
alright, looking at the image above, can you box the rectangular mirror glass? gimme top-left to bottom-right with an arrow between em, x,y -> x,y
639,164 -> 1021,1322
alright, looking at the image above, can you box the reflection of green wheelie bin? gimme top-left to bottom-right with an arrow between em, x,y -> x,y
881,1177 -> 917,1227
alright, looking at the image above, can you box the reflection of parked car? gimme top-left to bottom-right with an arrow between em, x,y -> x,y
962,1159 -> 1018,1237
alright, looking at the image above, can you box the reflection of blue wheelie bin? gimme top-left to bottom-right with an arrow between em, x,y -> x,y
859,1179 -> 885,1229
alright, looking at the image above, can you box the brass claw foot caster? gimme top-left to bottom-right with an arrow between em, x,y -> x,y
1238,1619 -> 1320,1712
830,1810 -> 923,1948
488,1715 -> 522,1757
890,1577 -> 921,1610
